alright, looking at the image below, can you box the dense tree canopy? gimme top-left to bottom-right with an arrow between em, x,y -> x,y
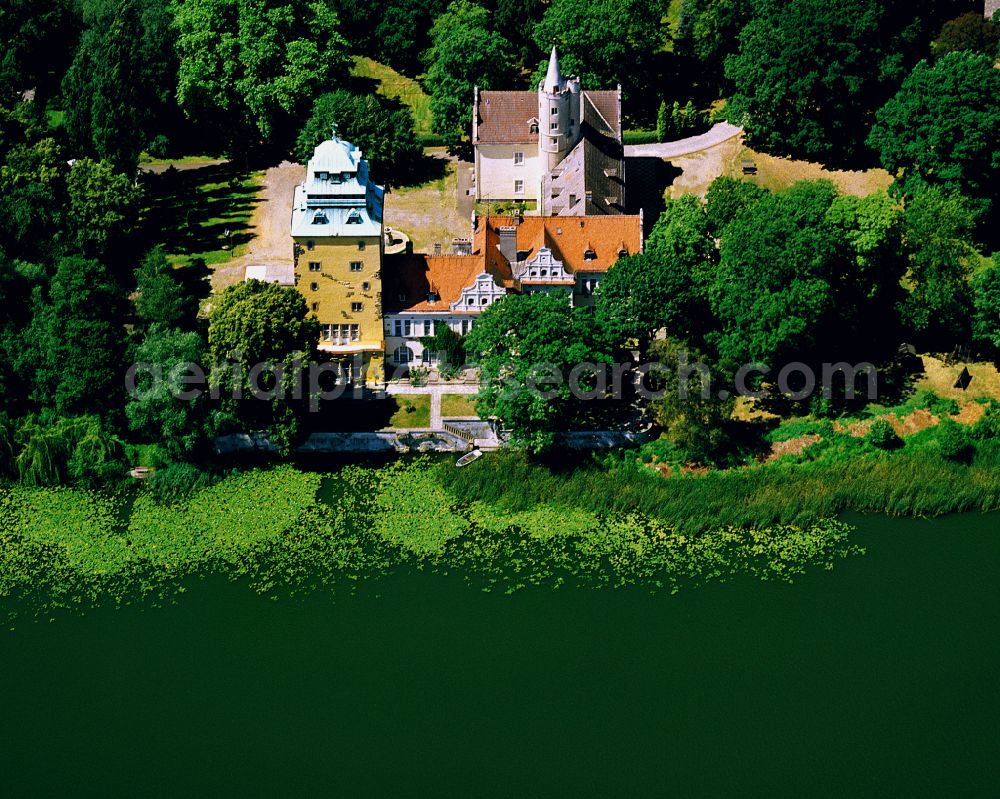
296,90 -> 421,184
465,292 -> 611,453
868,51 -> 1000,216
532,0 -> 666,99
425,0 -> 515,149
972,265 -> 1000,353
207,280 -> 319,453
21,256 -> 127,418
726,0 -> 978,164
932,12 -> 1000,57
174,0 -> 351,151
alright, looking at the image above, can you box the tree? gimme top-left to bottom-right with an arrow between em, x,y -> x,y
899,186 -> 976,343
207,280 -> 319,453
932,13 -> 1000,57
868,51 -> 1000,216
14,415 -> 126,487
174,0 -> 351,151
66,158 -> 141,259
675,0 -> 753,85
493,0 -> 547,67
126,324 -> 208,458
725,0 -> 974,164
972,264 -> 1000,352
645,338 -> 734,466
0,134 -> 65,255
710,181 -> 851,366
134,247 -> 192,328
0,0 -> 79,106
532,0 -> 666,99
597,195 -> 715,350
425,0 -> 514,150
22,256 -> 128,417
62,0 -> 143,172
419,322 -> 466,375
465,292 -> 611,453
705,176 -> 767,235
295,91 -> 421,184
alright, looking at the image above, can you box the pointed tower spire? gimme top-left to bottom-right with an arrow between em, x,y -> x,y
543,44 -> 562,94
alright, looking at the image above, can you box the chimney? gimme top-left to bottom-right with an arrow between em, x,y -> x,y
498,226 -> 517,264
434,242 -> 442,256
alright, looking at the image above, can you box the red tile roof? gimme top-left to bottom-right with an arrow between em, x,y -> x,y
474,90 -> 621,145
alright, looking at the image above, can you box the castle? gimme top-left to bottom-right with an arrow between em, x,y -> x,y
472,47 -> 626,217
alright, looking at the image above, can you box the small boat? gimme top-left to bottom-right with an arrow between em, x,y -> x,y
129,467 -> 156,480
456,449 -> 483,468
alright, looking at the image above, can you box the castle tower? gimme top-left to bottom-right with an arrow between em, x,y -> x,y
538,46 -> 582,172
290,133 -> 386,385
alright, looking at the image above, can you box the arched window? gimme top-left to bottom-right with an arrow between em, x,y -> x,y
393,346 -> 413,365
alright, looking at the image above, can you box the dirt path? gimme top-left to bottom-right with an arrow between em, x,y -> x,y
212,161 -> 304,294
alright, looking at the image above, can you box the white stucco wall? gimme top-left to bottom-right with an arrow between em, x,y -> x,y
476,143 -> 542,204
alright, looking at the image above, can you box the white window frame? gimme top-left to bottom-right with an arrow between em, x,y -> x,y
514,179 -> 524,195
513,151 -> 524,165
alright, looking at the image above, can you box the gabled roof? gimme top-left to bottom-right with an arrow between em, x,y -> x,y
476,215 -> 642,274
474,89 -> 622,146
382,254 -> 513,315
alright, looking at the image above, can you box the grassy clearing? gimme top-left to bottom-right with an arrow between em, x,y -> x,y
440,394 -> 478,417
389,395 -> 431,428
351,56 -> 433,136
139,154 -> 225,167
140,163 -> 263,268
383,151 -> 467,252
733,146 -> 892,197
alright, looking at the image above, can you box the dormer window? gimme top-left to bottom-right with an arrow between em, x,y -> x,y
618,248 -> 629,258
346,211 -> 363,224
584,249 -> 597,261
428,291 -> 439,302
398,292 -> 406,302
530,122 -> 539,134
312,213 -> 328,225
316,171 -> 329,181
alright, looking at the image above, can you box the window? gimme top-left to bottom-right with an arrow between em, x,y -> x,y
306,240 -> 315,251
350,261 -> 363,272
403,320 -> 412,337
346,211 -> 362,225
311,302 -> 319,312
551,107 -> 558,116
393,320 -> 402,337
550,137 -> 557,147
530,122 -> 539,134
467,296 -> 475,306
357,241 -> 366,251
569,194 -> 577,207
461,320 -> 469,336
362,282 -> 371,291
312,213 -> 328,225
514,179 -> 524,194
513,151 -> 524,165
321,324 -> 333,342
316,171 -> 329,181
584,249 -> 597,261
550,122 -> 559,130
308,262 -> 321,272
394,346 -> 413,365
351,302 -> 363,313
310,282 -> 319,291
618,248 -> 629,258
350,324 -> 360,342
480,297 -> 488,305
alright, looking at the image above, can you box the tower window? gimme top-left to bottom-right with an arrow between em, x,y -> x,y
357,241 -> 366,251
350,261 -> 363,272
351,302 -> 363,313
551,107 -> 558,115
306,240 -> 315,251
308,262 -> 321,272
310,282 -> 318,291
311,302 -> 319,312
550,122 -> 558,130
362,282 -> 371,291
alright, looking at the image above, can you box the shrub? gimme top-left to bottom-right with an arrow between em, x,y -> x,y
937,419 -> 975,463
867,419 -> 903,450
409,367 -> 429,387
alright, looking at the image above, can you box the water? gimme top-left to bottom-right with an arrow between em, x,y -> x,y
1,513 -> 998,797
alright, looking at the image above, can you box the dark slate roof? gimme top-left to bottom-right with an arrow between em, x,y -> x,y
475,89 -> 621,146
475,91 -> 540,145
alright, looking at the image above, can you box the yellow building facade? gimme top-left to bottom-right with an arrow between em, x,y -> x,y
292,135 -> 385,385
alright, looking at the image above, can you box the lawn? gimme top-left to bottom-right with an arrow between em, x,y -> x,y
732,146 -> 892,197
140,164 -> 263,268
351,56 -> 433,137
390,395 -> 431,428
440,394 -> 479,418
